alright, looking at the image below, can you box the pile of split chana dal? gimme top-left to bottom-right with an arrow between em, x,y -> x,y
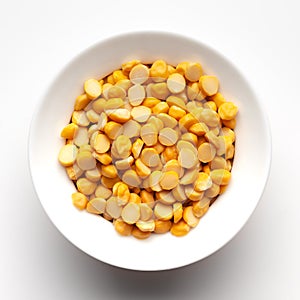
58,59 -> 238,239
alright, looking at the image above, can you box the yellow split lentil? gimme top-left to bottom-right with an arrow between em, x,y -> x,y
58,59 -> 238,239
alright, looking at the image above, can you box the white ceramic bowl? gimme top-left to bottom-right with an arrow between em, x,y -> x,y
29,31 -> 271,271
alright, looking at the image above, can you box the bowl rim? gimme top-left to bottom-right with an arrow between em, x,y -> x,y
28,30 -> 272,271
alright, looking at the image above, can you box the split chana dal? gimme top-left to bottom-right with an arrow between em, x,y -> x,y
58,59 -> 238,239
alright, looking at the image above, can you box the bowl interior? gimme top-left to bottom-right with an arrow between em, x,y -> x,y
29,32 -> 271,271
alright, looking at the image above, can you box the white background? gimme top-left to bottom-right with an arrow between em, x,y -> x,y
0,0 -> 299,299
